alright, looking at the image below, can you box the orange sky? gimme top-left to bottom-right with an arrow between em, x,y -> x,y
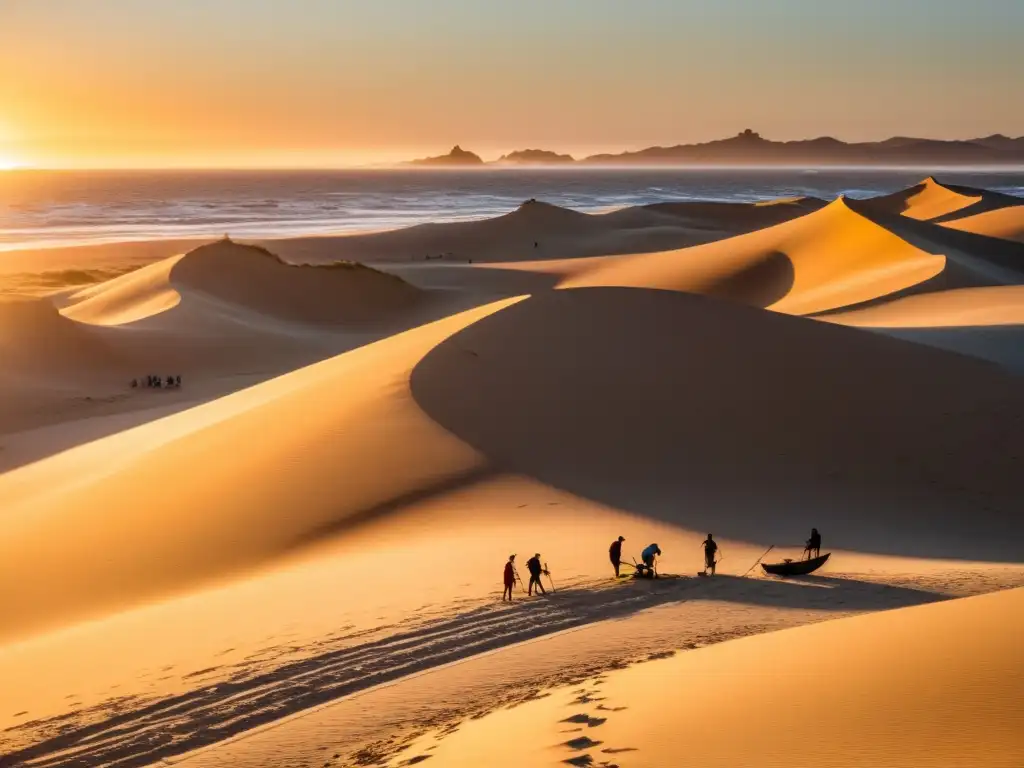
1,1 -> 1022,168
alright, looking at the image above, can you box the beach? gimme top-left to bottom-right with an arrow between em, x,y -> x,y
1,175 -> 1023,768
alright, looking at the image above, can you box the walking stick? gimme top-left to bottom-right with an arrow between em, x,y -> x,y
513,564 -> 526,593
544,562 -> 556,593
742,545 -> 774,577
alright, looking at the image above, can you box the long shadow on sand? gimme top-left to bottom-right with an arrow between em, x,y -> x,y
0,573 -> 943,768
409,287 -> 1024,562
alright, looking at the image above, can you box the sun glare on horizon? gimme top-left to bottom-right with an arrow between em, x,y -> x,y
0,156 -> 21,171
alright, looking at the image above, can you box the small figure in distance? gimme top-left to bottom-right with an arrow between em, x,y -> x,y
131,378 -> 138,388
805,528 -> 822,560
154,375 -> 162,388
526,553 -> 546,596
702,534 -> 719,576
609,535 -> 625,577
503,554 -> 516,601
176,375 -> 181,388
166,375 -> 174,388
640,542 -> 661,577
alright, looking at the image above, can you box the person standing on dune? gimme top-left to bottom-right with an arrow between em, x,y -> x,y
503,555 -> 517,601
702,534 -> 719,575
526,553 -> 547,596
609,536 -> 625,577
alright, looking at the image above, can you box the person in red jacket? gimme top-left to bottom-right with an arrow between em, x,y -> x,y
503,554 -> 517,601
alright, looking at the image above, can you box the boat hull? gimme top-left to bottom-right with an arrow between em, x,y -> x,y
762,552 -> 830,576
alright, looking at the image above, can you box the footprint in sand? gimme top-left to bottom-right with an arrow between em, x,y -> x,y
561,713 -> 606,727
565,736 -> 603,750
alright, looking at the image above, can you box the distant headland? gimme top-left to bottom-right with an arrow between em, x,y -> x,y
406,130 -> 1024,167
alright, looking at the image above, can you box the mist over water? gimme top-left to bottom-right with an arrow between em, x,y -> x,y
2,168 -> 1022,252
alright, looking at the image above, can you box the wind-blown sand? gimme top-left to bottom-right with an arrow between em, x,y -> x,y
1,180 -> 1022,768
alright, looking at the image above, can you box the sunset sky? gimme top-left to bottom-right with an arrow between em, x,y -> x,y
1,0 -> 1022,168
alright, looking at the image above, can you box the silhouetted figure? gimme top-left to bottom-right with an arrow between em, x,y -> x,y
641,543 -> 661,577
702,534 -> 719,575
526,553 -> 546,596
131,379 -> 138,388
534,241 -> 539,249
805,528 -> 822,559
176,375 -> 181,387
609,535 -> 625,577
166,375 -> 174,388
154,376 -> 162,388
503,554 -> 516,601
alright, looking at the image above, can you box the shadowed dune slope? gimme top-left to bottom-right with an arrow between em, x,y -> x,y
0,297 -> 121,374
563,198 -> 948,314
410,288 -> 1024,561
940,205 -> 1024,243
0,299 -> 517,641
264,198 -> 820,266
863,176 -> 1022,222
421,588 -> 1024,768
63,240 -> 421,327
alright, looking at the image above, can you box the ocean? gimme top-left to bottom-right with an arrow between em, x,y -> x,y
2,167 -> 1023,252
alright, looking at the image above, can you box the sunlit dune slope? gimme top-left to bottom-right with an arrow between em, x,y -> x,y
265,198 -> 819,265
63,240 -> 421,327
863,176 -> 1021,222
563,197 -> 948,314
410,288 -> 1024,561
940,204 -> 1024,243
420,587 -> 1024,768
843,196 -> 1024,285
0,299 -> 516,641
820,285 -> 1024,328
864,176 -> 983,220
61,256 -> 184,325
819,285 -> 1024,373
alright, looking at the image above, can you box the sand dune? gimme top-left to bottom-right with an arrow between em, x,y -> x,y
864,176 -> 1021,223
0,299 -> 514,641
941,204 -> 1024,242
564,197 -> 951,314
0,297 -> 120,374
820,286 -> 1024,373
407,587 -> 1024,768
411,287 -> 1024,560
264,197 -> 820,266
820,285 -> 1024,327
64,239 -> 421,327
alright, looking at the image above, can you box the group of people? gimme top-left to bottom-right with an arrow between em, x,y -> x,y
609,535 -> 720,578
504,528 -> 822,597
502,553 -> 550,600
132,375 -> 182,389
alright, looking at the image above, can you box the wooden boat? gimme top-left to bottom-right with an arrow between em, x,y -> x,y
761,552 -> 830,577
